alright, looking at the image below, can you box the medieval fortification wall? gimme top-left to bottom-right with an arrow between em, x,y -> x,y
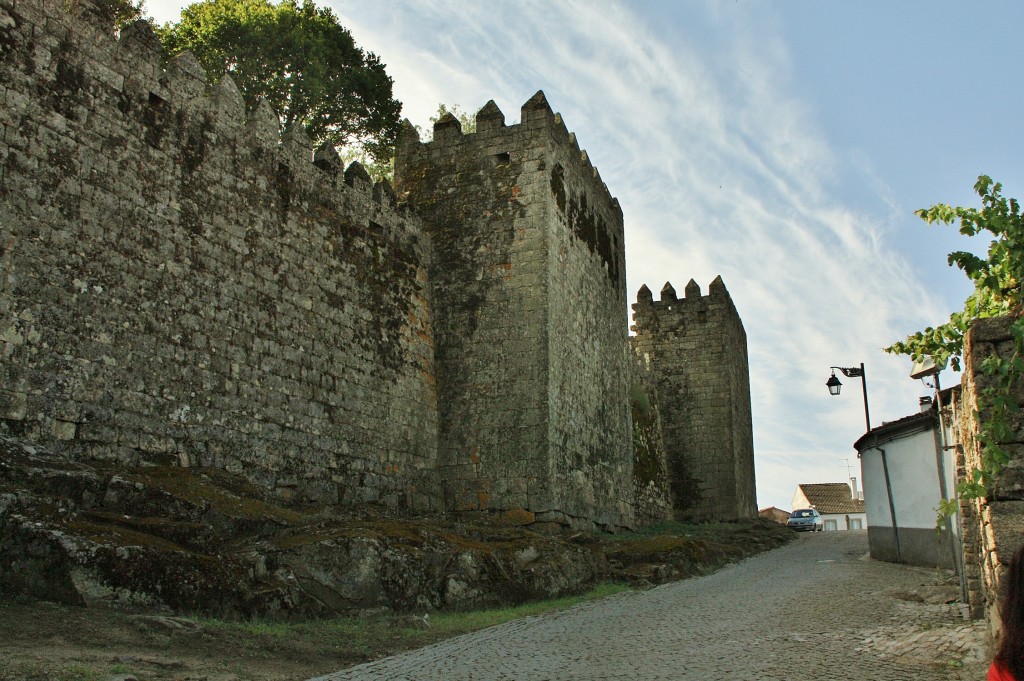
1,0 -> 440,509
0,0 -> 756,530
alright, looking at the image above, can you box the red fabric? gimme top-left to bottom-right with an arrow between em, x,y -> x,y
990,660 -> 1017,681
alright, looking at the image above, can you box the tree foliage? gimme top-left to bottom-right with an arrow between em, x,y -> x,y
65,0 -> 146,28
158,0 -> 402,162
342,103 -> 477,184
107,0 -> 146,26
423,103 -> 476,137
887,175 -> 1024,499
888,176 -> 1023,371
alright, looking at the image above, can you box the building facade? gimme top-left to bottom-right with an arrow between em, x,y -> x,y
854,406 -> 958,569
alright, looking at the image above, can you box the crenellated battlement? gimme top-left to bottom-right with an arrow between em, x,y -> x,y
397,91 -> 619,217
632,276 -> 740,327
16,3 -> 418,249
635,276 -> 733,305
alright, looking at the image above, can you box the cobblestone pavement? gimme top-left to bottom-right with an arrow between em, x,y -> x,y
312,531 -> 990,680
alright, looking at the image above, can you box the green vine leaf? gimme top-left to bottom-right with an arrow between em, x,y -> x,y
888,176 -> 1023,509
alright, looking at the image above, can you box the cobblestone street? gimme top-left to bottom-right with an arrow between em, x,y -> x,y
313,531 -> 990,681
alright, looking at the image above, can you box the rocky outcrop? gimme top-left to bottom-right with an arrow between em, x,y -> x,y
1,433 -> 792,619
0,434 -> 606,618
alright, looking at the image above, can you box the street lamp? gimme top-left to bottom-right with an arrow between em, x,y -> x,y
827,363 -> 871,432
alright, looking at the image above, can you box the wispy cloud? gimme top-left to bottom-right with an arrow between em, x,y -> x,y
330,0 -> 955,508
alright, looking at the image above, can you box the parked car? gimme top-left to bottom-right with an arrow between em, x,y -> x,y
787,508 -> 823,532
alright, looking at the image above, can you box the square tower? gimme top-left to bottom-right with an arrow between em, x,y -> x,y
395,92 -> 634,530
631,277 -> 757,521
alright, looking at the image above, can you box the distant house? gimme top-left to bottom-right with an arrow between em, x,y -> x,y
854,396 -> 958,569
759,506 -> 790,524
791,483 -> 866,532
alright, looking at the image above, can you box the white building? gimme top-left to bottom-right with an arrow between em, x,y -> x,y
791,482 -> 866,531
853,397 -> 959,569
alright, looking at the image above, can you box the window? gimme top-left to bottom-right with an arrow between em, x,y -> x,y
850,518 -> 863,530
824,519 -> 838,531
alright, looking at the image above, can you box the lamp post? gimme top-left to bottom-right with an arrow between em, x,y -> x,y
826,363 -> 871,432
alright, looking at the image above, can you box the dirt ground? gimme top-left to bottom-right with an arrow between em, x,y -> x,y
0,596 -> 442,681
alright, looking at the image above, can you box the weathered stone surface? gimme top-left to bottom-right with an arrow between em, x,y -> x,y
630,276 -> 757,521
395,91 -> 634,531
0,433 -> 791,618
953,315 -> 1024,624
1,0 -> 439,512
0,437 -> 607,617
1,0 -> 757,562
630,359 -> 672,525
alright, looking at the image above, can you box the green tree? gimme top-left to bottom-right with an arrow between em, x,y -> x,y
422,103 -> 476,137
341,103 -> 477,184
66,0 -> 146,28
158,0 -> 402,163
108,0 -> 146,26
336,146 -> 393,184
887,175 -> 1024,499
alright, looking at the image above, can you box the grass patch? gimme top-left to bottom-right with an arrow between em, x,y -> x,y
198,582 -> 633,659
611,518 -> 791,542
0,662 -> 109,681
424,582 -> 631,632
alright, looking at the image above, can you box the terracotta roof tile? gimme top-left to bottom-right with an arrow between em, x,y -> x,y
798,483 -> 865,514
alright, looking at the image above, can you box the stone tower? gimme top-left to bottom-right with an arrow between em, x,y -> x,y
395,92 -> 634,530
630,277 -> 756,521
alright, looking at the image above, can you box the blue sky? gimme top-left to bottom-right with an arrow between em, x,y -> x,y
146,0 -> 1023,512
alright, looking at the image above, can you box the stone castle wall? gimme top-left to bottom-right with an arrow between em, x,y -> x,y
395,94 -> 634,530
953,317 -> 1024,630
0,0 -> 440,508
1,0 -> 754,530
630,277 -> 756,521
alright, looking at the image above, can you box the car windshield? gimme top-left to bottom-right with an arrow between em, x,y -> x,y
791,510 -> 815,518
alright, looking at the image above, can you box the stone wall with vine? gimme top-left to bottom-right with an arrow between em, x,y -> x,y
955,316 -> 1024,629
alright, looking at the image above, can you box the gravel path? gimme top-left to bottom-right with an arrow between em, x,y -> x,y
312,531 -> 989,681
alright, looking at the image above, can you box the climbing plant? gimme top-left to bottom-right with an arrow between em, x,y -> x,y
887,175 -> 1024,504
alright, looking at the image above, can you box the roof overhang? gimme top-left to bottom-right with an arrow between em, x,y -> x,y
853,410 -> 936,452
